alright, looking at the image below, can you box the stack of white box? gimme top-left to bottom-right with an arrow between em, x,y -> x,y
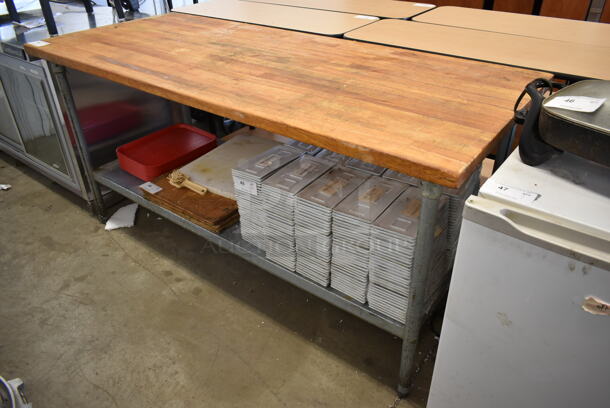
330,177 -> 406,302
345,157 -> 385,176
367,187 -> 449,322
382,167 -> 481,268
232,145 -> 302,250
261,155 -> 334,271
294,167 -> 369,285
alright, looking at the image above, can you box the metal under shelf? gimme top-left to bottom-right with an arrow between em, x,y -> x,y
94,160 -> 405,338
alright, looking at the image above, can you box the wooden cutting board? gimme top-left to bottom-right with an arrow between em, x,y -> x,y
180,128 -> 281,200
140,174 -> 239,233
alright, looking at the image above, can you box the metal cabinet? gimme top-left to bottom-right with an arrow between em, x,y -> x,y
0,54 -> 85,195
0,78 -> 22,148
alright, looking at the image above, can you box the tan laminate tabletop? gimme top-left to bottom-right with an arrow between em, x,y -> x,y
413,6 -> 610,48
172,0 -> 379,36
25,13 -> 549,188
240,0 -> 436,19
345,19 -> 610,80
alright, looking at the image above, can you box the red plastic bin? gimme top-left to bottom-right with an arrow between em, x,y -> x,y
116,124 -> 217,181
66,102 -> 143,145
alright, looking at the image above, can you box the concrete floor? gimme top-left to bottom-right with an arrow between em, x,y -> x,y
0,152 -> 440,408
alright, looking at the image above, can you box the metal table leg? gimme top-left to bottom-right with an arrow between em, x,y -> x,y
5,0 -> 20,23
51,64 -> 106,221
39,0 -> 58,36
114,0 -> 126,21
398,181 -> 442,397
82,0 -> 94,14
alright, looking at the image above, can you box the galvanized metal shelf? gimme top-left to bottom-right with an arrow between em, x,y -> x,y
94,161 -> 405,338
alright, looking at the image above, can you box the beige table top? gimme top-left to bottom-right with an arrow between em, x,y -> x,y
173,0 -> 379,36
240,0 -> 436,19
414,6 -> 610,48
346,19 -> 610,80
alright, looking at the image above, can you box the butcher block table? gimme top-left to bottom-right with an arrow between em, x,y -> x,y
346,19 -> 610,80
240,0 -> 436,19
25,11 -> 549,396
413,6 -> 610,48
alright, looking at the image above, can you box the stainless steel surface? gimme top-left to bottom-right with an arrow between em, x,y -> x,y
0,77 -> 22,147
296,166 -> 369,209
398,181 -> 442,396
262,155 -> 333,195
334,176 -> 406,223
382,169 -> 420,187
0,55 -> 69,174
344,157 -> 385,176
94,160 -> 406,338
233,145 -> 302,180
53,63 -> 105,218
374,188 -> 447,239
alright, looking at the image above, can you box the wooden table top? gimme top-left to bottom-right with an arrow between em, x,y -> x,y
346,19 -> 610,80
172,0 -> 378,36
25,13 -> 548,188
240,0 -> 436,19
414,6 -> 610,48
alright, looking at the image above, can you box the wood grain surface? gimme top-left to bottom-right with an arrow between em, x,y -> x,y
414,6 -> 610,48
25,13 -> 548,188
347,19 -> 610,80
239,0 -> 436,19
172,0 -> 378,36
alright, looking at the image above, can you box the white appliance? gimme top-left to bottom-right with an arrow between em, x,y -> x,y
427,149 -> 610,408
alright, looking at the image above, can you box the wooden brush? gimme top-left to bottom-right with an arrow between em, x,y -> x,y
168,170 -> 207,195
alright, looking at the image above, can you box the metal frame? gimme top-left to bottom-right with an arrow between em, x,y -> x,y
5,0 -> 20,23
53,61 -> 463,396
0,55 -> 88,197
50,64 -> 106,219
39,0 -> 58,36
398,181 -> 442,396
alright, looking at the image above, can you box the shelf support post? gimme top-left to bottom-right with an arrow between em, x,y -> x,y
5,0 -> 21,23
51,63 -> 106,221
397,180 -> 442,397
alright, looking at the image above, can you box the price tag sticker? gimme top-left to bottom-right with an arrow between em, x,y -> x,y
140,182 -> 162,195
234,177 -> 257,195
544,96 -> 606,113
28,40 -> 50,47
490,183 -> 540,204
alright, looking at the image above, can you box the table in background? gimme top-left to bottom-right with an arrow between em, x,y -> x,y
413,6 -> 610,48
172,0 -> 379,36
345,19 -> 610,80
239,0 -> 436,19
